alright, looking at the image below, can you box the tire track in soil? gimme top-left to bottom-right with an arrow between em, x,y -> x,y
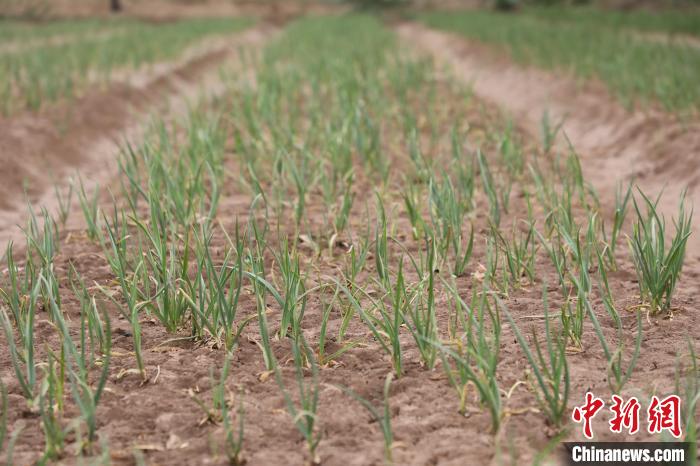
0,24 -> 276,253
397,23 -> 700,261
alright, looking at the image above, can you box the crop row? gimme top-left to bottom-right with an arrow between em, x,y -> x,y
0,17 -> 253,114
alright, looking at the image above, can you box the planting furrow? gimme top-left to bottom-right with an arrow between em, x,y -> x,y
397,22 -> 700,258
0,24 -> 274,253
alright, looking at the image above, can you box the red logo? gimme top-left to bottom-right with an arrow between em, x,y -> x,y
572,392 -> 605,439
609,395 -> 640,435
647,395 -> 682,438
572,393 -> 683,439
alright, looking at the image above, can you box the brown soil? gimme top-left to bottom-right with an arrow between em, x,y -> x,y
397,23 -> 700,259
1,17 -> 699,466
